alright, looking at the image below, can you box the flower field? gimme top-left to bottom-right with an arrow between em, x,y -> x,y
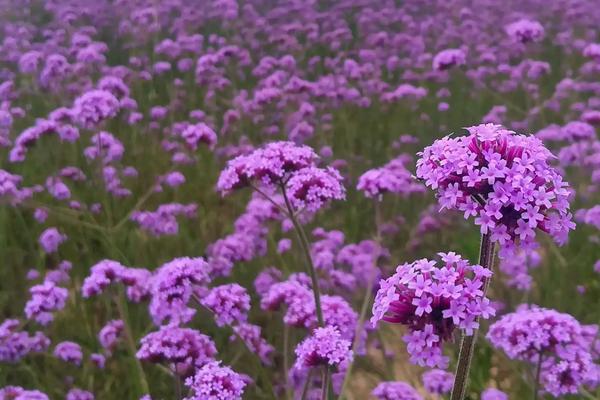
0,1 -> 599,399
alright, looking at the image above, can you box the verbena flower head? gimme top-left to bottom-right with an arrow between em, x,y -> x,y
184,361 -> 246,400
357,156 -> 425,200
487,305 -> 599,397
372,381 -> 423,400
200,284 -> 250,327
231,323 -> 274,365
294,326 -> 352,370
149,257 -> 210,325
0,386 -> 49,400
422,369 -> 453,395
38,227 -> 66,253
285,166 -> 345,212
0,319 -> 49,362
72,89 -> 120,129
432,48 -> 466,71
371,253 -> 495,368
54,341 -> 83,365
416,124 -> 575,248
137,326 -> 217,376
506,19 -> 545,43
24,281 -> 68,325
217,141 -> 317,194
66,388 -> 94,400
98,320 -> 124,352
481,388 -> 508,400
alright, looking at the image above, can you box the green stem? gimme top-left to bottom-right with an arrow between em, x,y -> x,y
283,324 -> 293,400
450,233 -> 496,400
533,352 -> 543,400
280,183 -> 324,326
321,367 -> 331,400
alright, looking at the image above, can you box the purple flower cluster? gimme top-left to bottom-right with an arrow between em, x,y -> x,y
24,280 -> 68,325
136,325 -> 217,376
66,389 -> 94,400
98,320 -> 124,352
371,253 -> 495,368
183,361 -> 247,400
0,319 -> 49,362
487,306 -> 599,397
481,388 -> 508,400
149,257 -> 210,325
0,386 -> 49,400
357,155 -> 425,199
71,89 -> 120,128
422,369 -> 454,395
38,227 -> 67,253
372,381 -> 423,400
82,259 -> 151,302
416,123 -> 575,248
200,284 -> 250,327
293,326 -> 353,370
433,48 -> 467,71
131,203 -> 197,237
54,341 -> 83,365
231,323 -> 274,365
505,19 -> 545,43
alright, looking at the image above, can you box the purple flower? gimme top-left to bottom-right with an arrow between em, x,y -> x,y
294,326 -> 352,370
149,257 -> 210,325
372,381 -> 423,400
183,361 -> 246,400
506,19 -> 545,43
54,341 -> 83,365
487,305 -> 599,397
24,281 -> 68,325
38,227 -> 66,253
0,386 -> 49,400
72,90 -> 120,129
286,167 -> 345,212
98,320 -> 124,352
433,48 -> 466,71
181,123 -> 217,150
66,388 -> 94,400
137,326 -> 217,376
357,155 -> 425,199
200,284 -> 251,327
416,124 -> 575,247
481,388 -> 508,400
231,323 -> 274,365
422,369 -> 453,395
0,319 -> 49,362
371,254 -> 494,368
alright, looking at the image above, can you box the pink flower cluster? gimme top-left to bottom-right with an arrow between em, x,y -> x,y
357,155 -> 425,200
416,123 -> 575,248
371,253 -> 495,368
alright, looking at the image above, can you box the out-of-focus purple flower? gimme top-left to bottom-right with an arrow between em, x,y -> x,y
372,381 -> 423,400
416,124 -> 575,247
0,386 -> 49,400
357,155 -> 424,199
487,305 -> 599,397
371,253 -> 495,368
201,284 -> 250,327
231,323 -> 274,365
137,325 -> 216,376
90,353 -> 105,369
183,361 -> 246,400
72,90 -> 120,129
98,320 -> 124,352
181,123 -> 217,150
286,167 -> 345,212
38,227 -> 67,253
433,48 -> 466,71
24,280 -> 68,325
293,326 -> 352,370
54,341 -> 83,365
422,369 -> 453,395
131,203 -> 197,237
66,388 -> 94,400
0,319 -> 49,362
506,19 -> 545,43
481,388 -> 508,400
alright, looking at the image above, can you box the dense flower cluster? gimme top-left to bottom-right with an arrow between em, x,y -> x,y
357,155 -> 425,199
184,361 -> 246,400
416,124 -> 575,248
24,281 -> 68,325
293,326 -> 353,370
54,341 -> 83,365
371,253 -> 495,368
422,369 -> 453,395
136,325 -> 217,376
98,320 -> 124,352
200,284 -> 250,327
0,319 -> 49,362
487,306 -> 600,397
505,19 -> 545,43
481,388 -> 508,400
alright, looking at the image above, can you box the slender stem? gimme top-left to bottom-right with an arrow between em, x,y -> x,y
450,233 -> 496,400
283,324 -> 292,400
321,367 -> 331,400
280,183 -> 324,326
376,331 -> 395,380
533,352 -> 543,400
175,375 -> 183,400
301,369 -> 315,400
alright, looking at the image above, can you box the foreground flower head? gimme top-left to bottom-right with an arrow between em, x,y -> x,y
371,253 -> 495,368
416,124 -> 575,248
184,361 -> 246,400
487,305 -> 599,397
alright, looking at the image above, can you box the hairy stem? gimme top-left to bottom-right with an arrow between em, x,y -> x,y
450,232 -> 496,400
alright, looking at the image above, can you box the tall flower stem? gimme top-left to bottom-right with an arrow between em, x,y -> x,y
533,352 -> 543,400
280,183 -> 325,326
450,232 -> 496,400
321,367 -> 331,400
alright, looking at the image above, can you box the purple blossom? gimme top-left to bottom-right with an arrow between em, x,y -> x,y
38,227 -> 66,253
66,389 -> 94,400
422,369 -> 453,395
481,388 -> 508,400
506,19 -> 545,43
98,320 -> 124,352
72,90 -> 120,129
0,386 -> 49,400
184,361 -> 246,400
24,281 -> 68,325
200,284 -> 251,327
357,155 -> 425,199
294,326 -> 353,370
54,341 -> 83,365
372,381 -> 423,400
433,48 -> 466,71
371,254 -> 494,368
